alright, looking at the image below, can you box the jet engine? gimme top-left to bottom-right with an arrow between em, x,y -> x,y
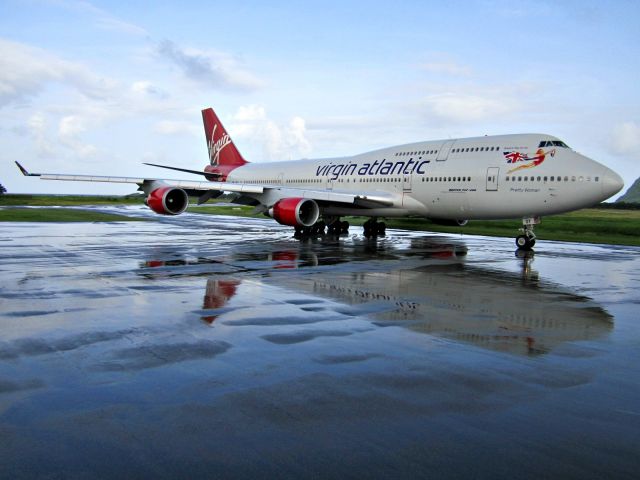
268,198 -> 320,227
430,218 -> 469,227
146,186 -> 189,215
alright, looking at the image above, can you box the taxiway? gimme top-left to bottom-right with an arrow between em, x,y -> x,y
1,207 -> 639,479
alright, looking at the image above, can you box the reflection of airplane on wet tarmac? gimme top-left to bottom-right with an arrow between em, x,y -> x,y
17,106 -> 624,250
150,240 -> 612,356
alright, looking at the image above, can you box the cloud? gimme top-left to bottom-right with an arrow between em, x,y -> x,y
610,121 -> 640,157
28,112 -> 55,157
0,38 -> 116,107
130,81 -> 167,98
156,40 -> 262,91
230,105 -> 312,160
422,92 -> 517,124
58,115 -> 97,157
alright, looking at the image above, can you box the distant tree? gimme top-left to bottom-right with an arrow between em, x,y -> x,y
0,183 -> 6,195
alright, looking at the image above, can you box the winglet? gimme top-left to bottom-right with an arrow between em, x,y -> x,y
15,161 -> 39,176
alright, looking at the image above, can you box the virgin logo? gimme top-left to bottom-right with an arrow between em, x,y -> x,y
208,124 -> 232,165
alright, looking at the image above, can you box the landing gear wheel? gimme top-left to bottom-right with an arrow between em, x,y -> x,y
312,221 -> 326,235
364,218 -> 386,238
516,217 -> 539,251
516,234 -> 535,250
516,235 -> 529,249
325,218 -> 346,235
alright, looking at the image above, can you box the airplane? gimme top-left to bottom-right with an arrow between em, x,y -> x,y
16,106 -> 624,250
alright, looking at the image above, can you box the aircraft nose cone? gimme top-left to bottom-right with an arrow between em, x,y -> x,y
601,168 -> 624,200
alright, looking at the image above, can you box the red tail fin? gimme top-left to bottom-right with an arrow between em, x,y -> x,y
202,108 -> 247,167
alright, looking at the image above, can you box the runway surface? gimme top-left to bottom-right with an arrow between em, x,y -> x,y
1,206 -> 639,479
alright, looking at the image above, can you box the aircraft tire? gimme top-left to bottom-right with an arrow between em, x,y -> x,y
516,235 -> 535,250
516,235 -> 529,249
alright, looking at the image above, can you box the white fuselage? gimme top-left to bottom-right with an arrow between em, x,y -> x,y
226,133 -> 622,220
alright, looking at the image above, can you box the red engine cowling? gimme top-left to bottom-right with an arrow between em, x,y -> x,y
269,198 -> 320,227
146,187 -> 189,215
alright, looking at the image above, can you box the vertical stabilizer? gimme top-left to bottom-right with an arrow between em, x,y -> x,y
202,108 -> 248,167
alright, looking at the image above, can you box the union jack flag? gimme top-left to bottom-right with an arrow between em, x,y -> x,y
503,151 -> 528,163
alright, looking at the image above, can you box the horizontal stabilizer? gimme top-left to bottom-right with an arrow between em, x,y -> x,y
144,163 -> 221,179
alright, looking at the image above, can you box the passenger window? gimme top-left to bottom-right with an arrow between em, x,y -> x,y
537,176 -> 541,181
595,176 -> 599,182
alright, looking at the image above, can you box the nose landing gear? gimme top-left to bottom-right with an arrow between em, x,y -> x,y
516,217 -> 539,250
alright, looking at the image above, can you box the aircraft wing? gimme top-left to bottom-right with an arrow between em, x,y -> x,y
15,162 -> 396,208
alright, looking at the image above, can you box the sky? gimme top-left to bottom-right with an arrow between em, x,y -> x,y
1,0 -> 639,197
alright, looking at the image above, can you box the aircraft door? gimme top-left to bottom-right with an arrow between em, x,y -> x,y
486,167 -> 499,191
402,171 -> 412,192
436,140 -> 455,161
324,177 -> 334,190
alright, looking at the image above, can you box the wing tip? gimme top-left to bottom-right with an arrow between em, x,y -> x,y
15,161 -> 37,176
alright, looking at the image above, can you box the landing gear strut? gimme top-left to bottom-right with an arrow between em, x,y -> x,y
363,218 -> 386,238
516,217 -> 539,250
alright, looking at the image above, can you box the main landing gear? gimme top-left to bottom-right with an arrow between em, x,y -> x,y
293,218 -> 349,238
516,217 -> 539,250
327,219 -> 350,235
363,218 -> 386,238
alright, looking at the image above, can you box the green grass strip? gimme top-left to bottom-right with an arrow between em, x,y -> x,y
0,194 -> 143,206
0,208 -> 146,222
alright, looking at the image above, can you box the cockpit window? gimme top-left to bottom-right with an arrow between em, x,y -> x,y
538,140 -> 570,148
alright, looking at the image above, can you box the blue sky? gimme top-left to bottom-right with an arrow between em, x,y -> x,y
2,0 -> 638,196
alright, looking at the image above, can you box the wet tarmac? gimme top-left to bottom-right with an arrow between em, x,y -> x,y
1,206 -> 639,479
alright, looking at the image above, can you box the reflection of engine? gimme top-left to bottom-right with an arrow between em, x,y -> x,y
146,187 -> 189,215
268,198 -> 320,227
430,218 -> 468,227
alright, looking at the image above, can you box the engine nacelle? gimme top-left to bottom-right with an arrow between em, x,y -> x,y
268,198 -> 320,227
146,186 -> 189,215
430,218 -> 469,227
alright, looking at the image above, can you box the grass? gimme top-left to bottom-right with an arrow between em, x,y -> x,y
0,194 -> 142,206
0,208 -> 145,222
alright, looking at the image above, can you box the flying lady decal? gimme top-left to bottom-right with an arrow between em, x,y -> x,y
504,148 -> 555,174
